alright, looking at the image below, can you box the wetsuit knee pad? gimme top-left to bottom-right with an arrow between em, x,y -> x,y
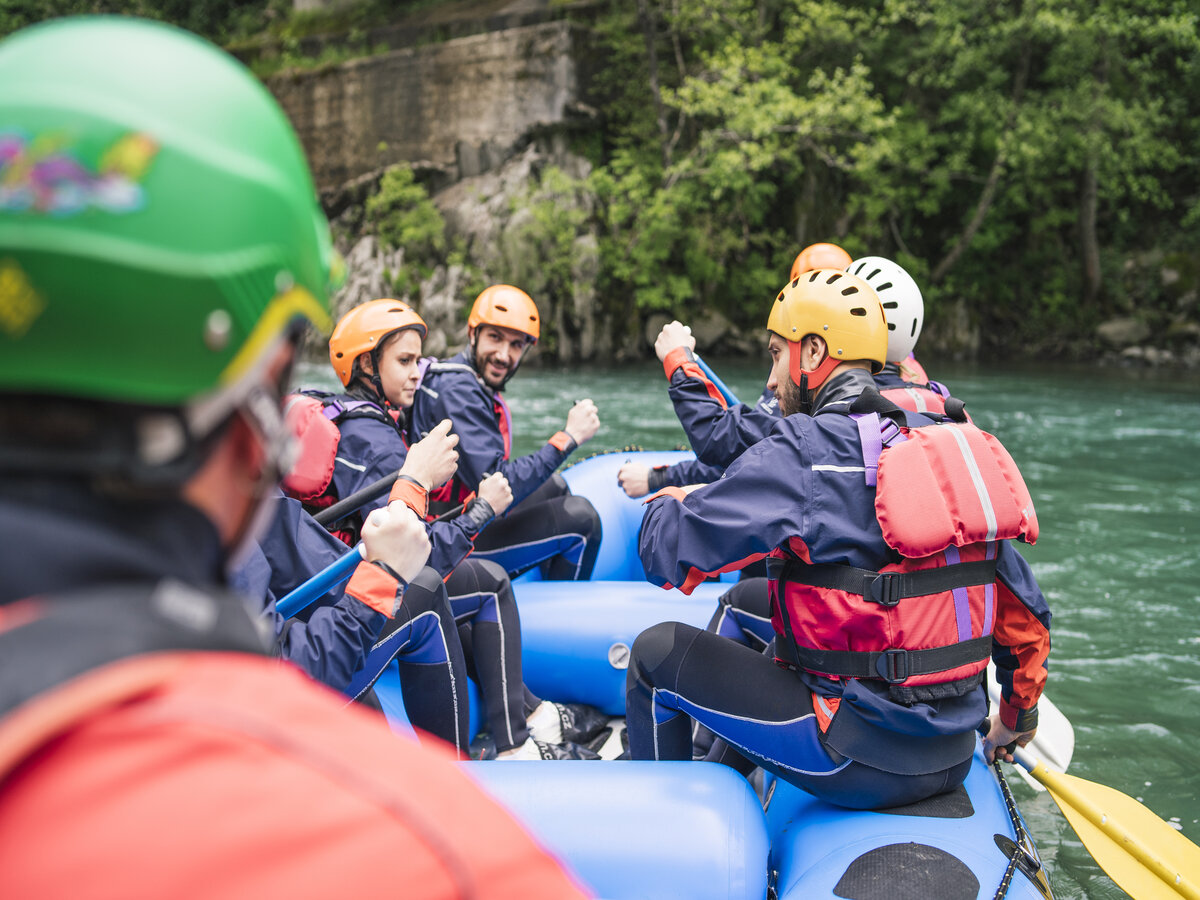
397,566 -> 455,629
561,495 -> 602,538
631,621 -> 696,676
408,565 -> 446,596
467,558 -> 510,593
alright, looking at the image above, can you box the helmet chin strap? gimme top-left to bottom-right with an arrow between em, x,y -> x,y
368,350 -> 386,404
347,350 -> 388,406
788,340 -> 841,416
795,372 -> 813,416
224,384 -> 296,575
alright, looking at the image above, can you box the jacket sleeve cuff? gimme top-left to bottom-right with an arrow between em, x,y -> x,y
345,561 -> 404,618
388,476 -> 429,519
662,346 -> 694,380
643,485 -> 688,504
646,465 -> 670,492
548,431 -> 577,453
1000,701 -> 1039,732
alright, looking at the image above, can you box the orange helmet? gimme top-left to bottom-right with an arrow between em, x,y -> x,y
768,268 -> 886,393
468,285 -> 540,343
328,299 -> 427,386
790,243 -> 852,282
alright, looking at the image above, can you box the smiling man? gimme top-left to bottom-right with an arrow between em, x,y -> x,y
411,284 -> 603,581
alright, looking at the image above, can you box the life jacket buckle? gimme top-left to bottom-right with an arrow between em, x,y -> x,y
876,648 -> 909,683
867,572 -> 902,607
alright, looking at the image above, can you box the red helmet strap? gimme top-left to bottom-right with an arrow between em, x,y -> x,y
788,339 -> 841,395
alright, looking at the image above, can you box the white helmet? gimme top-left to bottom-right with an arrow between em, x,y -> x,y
846,256 -> 924,362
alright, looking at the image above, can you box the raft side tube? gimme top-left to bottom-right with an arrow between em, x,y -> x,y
514,580 -> 727,715
767,745 -> 1052,900
465,760 -> 770,900
560,450 -> 697,581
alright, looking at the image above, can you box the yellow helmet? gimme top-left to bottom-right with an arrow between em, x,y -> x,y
767,269 -> 887,391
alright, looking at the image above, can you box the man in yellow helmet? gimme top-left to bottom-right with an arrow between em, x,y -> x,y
626,270 -> 1051,809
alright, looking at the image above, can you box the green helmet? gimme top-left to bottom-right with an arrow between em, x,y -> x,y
0,17 -> 334,410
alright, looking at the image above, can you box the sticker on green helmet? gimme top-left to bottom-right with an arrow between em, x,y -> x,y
0,131 -> 159,216
0,258 -> 45,338
0,17 -> 334,407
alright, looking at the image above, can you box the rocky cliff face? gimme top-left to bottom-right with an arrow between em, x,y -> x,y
268,20 -> 584,192
271,15 -> 616,363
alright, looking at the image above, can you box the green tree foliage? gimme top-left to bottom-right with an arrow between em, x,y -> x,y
585,0 -> 1200,356
0,0 -> 282,42
365,164 -> 448,296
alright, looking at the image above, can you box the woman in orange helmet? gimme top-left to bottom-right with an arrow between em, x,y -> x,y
299,299 -> 607,759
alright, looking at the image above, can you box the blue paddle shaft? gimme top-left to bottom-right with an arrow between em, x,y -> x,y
275,543 -> 366,618
693,354 -> 740,406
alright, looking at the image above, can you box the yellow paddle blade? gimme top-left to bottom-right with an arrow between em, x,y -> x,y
1017,751 -> 1200,900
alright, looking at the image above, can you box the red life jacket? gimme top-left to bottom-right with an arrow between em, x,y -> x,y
773,412 -> 1038,697
880,384 -> 952,417
0,588 -> 587,900
898,354 -> 930,384
280,392 -> 398,543
280,394 -> 341,502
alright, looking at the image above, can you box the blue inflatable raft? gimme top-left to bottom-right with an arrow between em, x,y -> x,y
376,451 -> 1055,900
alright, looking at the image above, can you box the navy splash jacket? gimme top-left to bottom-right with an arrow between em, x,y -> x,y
233,494 -> 387,692
410,349 -> 577,506
658,351 -> 954,489
638,369 -> 1051,773
326,396 -> 476,577
661,346 -> 779,469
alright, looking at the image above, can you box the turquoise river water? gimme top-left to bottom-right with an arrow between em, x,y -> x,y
297,355 -> 1200,899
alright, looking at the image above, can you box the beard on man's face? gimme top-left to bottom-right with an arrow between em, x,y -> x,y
477,351 -> 512,389
776,376 -> 807,417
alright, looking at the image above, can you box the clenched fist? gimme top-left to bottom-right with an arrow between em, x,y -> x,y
477,472 -> 514,516
564,399 -> 600,446
617,462 -> 650,498
360,501 -> 432,583
402,419 -> 459,490
654,320 -> 695,362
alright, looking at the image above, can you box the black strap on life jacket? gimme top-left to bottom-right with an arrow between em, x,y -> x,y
769,556 -> 998,608
846,385 -> 910,425
0,580 -> 270,718
768,556 -> 996,685
774,633 -> 993,685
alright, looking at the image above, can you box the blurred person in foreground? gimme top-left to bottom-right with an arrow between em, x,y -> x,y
0,17 -> 587,899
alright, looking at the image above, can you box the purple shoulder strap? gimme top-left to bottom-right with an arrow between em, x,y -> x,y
321,398 -> 383,421
852,412 -> 907,486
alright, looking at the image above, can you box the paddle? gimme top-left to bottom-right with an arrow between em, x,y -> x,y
275,501 -> 469,618
276,542 -> 365,618
986,661 -> 1074,790
1011,746 -> 1200,899
313,471 -> 399,527
693,354 -> 740,406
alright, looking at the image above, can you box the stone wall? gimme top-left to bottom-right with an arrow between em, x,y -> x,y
268,20 -> 581,192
